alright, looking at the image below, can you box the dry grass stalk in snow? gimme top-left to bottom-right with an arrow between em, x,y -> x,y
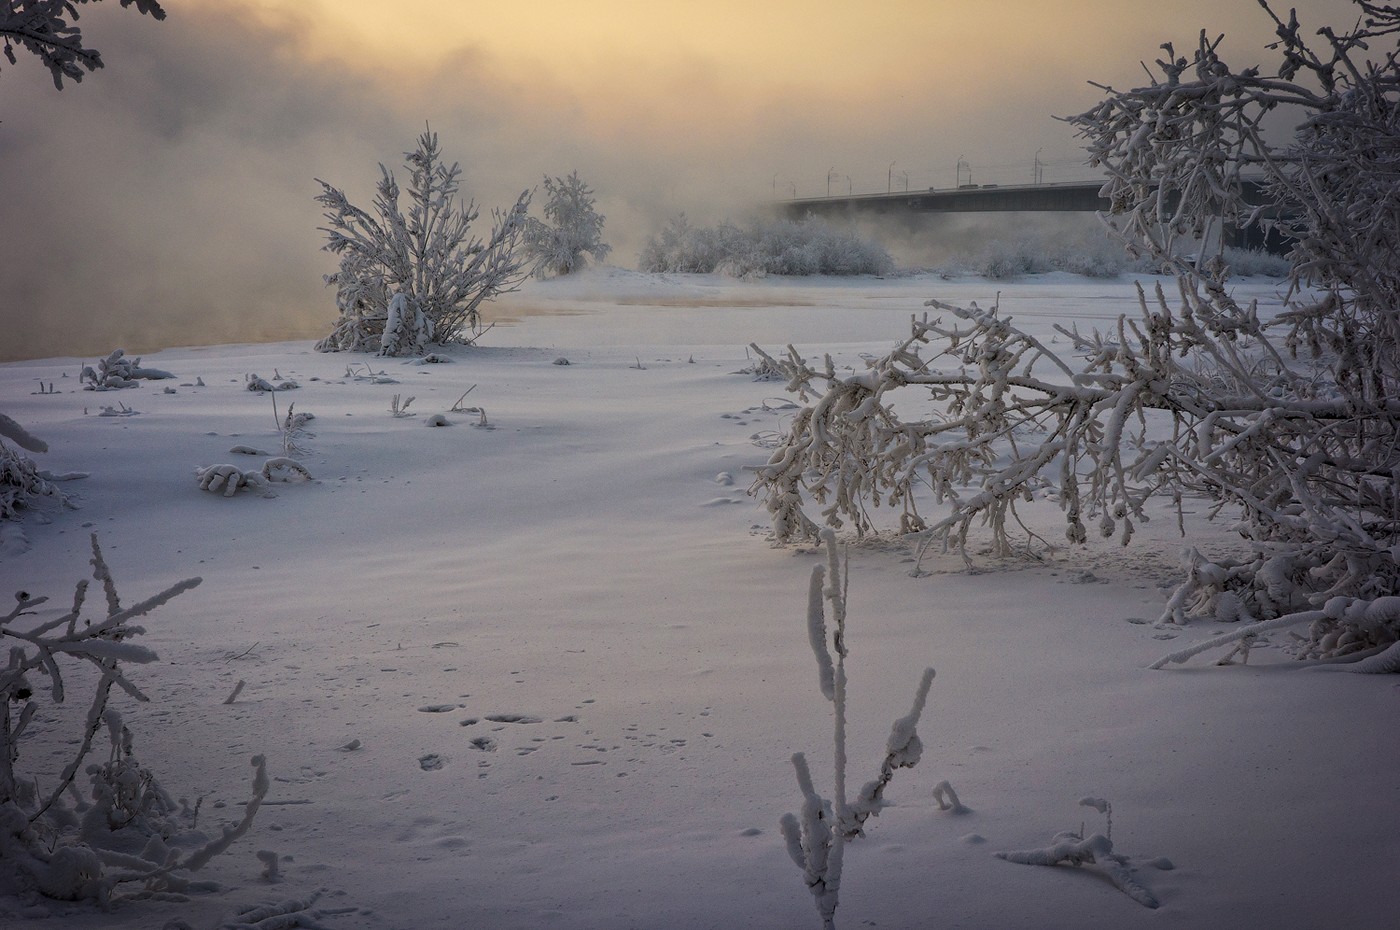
752,1 -> 1400,668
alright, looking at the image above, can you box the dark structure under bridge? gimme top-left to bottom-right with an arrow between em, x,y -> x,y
776,180 -> 1292,254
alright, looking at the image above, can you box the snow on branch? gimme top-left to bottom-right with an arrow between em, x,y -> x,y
0,535 -> 272,906
0,0 -> 165,90
751,0 -> 1400,668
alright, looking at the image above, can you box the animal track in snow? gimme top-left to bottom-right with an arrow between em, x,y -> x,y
418,753 -> 445,771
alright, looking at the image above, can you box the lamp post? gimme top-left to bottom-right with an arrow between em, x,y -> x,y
1034,148 -> 1044,185
957,156 -> 970,187
827,167 -> 837,198
888,160 -> 896,194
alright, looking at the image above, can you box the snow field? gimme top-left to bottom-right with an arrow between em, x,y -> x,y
1,270 -> 1396,929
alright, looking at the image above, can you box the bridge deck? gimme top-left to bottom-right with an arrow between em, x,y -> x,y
783,181 -> 1110,215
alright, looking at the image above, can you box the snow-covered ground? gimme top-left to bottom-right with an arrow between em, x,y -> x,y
2,270 -> 1396,929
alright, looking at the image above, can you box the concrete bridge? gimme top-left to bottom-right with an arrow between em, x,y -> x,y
782,180 -> 1111,216
777,178 -> 1289,252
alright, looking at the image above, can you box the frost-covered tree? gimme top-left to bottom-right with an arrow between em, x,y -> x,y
751,1 -> 1400,669
1,0 -> 165,89
523,171 -> 611,277
314,127 -> 532,355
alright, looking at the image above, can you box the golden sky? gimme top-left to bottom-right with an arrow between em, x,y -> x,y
0,0 -> 1365,359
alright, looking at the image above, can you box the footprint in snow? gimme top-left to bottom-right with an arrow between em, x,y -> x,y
469,737 -> 497,752
418,753 -> 445,771
484,713 -> 542,724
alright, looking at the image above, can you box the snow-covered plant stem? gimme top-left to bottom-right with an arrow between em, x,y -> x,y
780,529 -> 936,928
1,535 -> 268,904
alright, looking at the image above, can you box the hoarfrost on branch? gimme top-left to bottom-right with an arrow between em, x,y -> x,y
750,0 -> 1400,667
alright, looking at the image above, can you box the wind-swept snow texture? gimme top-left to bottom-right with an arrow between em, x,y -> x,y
2,270 -> 1396,929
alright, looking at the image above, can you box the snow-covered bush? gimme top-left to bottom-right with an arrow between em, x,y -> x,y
0,0 -> 165,89
523,171 -> 611,277
640,214 -> 893,277
781,530 -> 937,929
0,535 -> 267,905
314,127 -> 532,355
196,457 -> 310,498
751,1 -> 1400,668
0,413 -> 67,521
80,349 -> 173,390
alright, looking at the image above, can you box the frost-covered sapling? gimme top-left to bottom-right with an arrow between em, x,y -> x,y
0,535 -> 267,905
780,529 -> 937,929
314,127 -> 532,354
523,171 -> 611,277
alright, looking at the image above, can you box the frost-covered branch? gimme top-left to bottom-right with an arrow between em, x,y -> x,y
0,535 -> 267,905
0,0 -> 165,90
996,831 -> 1160,909
751,1 -> 1400,667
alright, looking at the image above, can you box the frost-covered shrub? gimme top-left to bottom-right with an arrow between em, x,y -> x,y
0,413 -> 66,521
80,349 -> 173,391
1220,247 -> 1290,278
314,127 -> 532,355
524,171 -> 611,277
196,458 -> 310,498
640,214 -> 893,277
0,536 -> 266,906
751,1 -> 1400,669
